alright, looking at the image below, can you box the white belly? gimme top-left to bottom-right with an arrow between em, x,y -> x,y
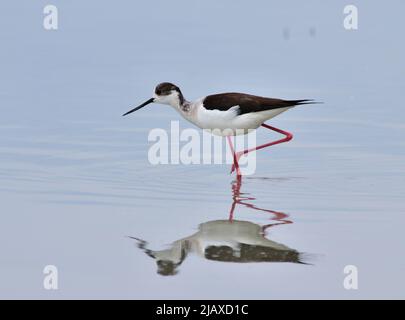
194,107 -> 291,136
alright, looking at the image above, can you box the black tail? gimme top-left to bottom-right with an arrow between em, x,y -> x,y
288,99 -> 322,106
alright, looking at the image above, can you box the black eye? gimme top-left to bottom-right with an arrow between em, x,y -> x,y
156,89 -> 161,95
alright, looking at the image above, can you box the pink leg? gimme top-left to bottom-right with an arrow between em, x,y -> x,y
228,177 -> 241,221
227,177 -> 292,226
261,220 -> 293,234
227,136 -> 242,177
231,124 -> 293,174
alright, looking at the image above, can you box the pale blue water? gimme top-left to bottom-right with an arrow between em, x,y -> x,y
1,0 -> 405,299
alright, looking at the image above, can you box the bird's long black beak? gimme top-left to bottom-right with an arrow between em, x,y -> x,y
122,98 -> 154,116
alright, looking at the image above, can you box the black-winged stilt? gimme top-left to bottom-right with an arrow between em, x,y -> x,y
123,82 -> 318,177
129,179 -> 303,276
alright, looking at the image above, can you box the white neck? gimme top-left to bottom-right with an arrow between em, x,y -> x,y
155,91 -> 199,123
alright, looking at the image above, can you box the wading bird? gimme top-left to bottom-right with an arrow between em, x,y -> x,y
129,179 -> 305,276
123,82 -> 317,176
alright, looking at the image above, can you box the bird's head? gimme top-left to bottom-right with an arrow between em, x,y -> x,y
153,82 -> 184,106
123,82 -> 184,116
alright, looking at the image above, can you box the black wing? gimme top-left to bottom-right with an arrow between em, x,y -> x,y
203,93 -> 314,115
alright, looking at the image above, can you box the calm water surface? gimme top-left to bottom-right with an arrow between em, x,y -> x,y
1,1 -> 404,299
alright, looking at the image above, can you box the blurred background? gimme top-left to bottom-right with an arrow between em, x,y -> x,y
0,0 -> 404,299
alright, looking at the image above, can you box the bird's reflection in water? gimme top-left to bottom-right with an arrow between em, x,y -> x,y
131,178 -> 307,276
